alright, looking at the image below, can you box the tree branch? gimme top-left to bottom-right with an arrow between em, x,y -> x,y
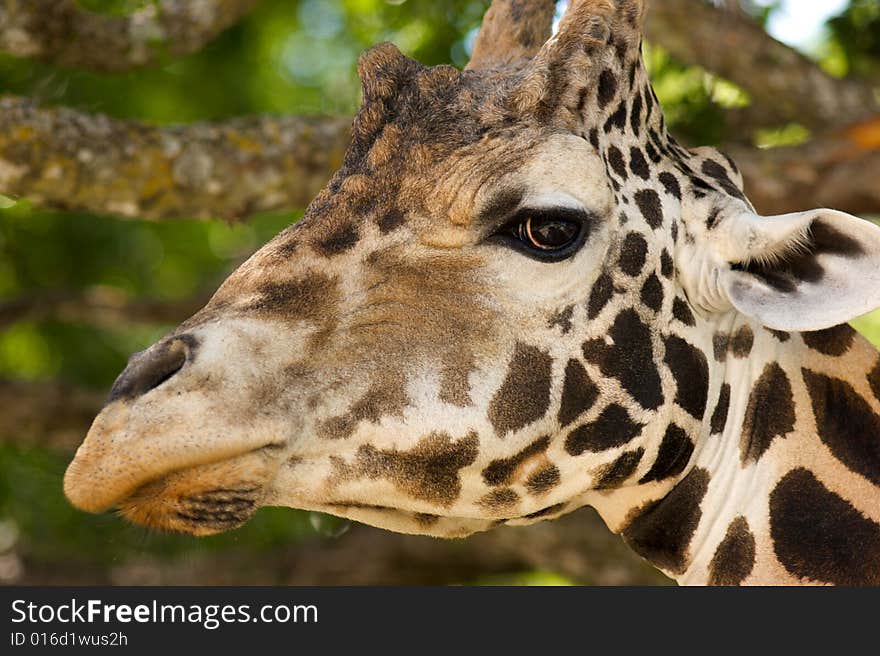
646,0 -> 879,131
2,95 -> 878,223
0,96 -> 351,221
0,379 -> 105,453
0,0 -> 262,72
728,116 -> 880,216
0,287 -> 211,331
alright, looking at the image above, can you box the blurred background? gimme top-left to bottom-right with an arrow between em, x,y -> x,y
0,0 -> 878,586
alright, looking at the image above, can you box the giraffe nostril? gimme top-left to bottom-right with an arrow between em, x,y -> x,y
106,335 -> 196,404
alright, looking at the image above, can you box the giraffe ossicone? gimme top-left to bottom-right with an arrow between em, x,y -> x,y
64,0 -> 880,585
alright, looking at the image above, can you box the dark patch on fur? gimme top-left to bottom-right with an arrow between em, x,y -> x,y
802,369 -> 880,486
770,468 -> 880,585
525,464 -> 561,495
729,325 -> 754,358
634,188 -> 663,228
558,359 -> 600,427
594,448 -> 645,489
565,404 -> 644,455
377,208 -> 406,234
320,373 -> 409,440
802,324 -> 855,356
710,384 -> 731,435
705,206 -> 721,230
597,69 -> 618,109
740,362 -> 795,464
479,488 -> 519,511
664,335 -> 709,419
619,232 -> 649,276
604,100 -> 628,133
488,343 -> 554,437
607,146 -> 627,179
701,159 -> 746,201
583,309 -> 664,410
549,305 -> 574,334
348,432 -> 479,507
630,93 -> 643,135
712,333 -> 729,363
639,424 -> 694,484
672,297 -> 696,326
482,436 -> 550,486
629,147 -> 650,180
622,468 -> 710,574
640,273 -> 664,312
587,272 -> 615,319
315,221 -> 360,256
477,187 -> 525,226
769,329 -> 790,343
658,172 -> 681,200
707,516 -> 756,585
244,273 -> 337,320
660,249 -> 674,278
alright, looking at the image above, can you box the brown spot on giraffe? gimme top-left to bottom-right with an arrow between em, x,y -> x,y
638,423 -> 694,484
488,343 -> 554,437
710,384 -> 731,436
707,516 -> 756,586
482,436 -> 551,486
565,404 -> 644,455
664,335 -> 709,420
525,464 -> 561,495
558,359 -> 600,427
583,309 -> 664,411
802,324 -> 856,356
340,432 -> 480,507
479,488 -> 520,511
729,326 -> 754,358
740,363 -> 795,464
802,370 -> 880,486
770,468 -> 880,585
622,468 -> 710,575
594,448 -> 644,489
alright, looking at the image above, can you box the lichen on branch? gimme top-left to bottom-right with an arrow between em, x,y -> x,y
0,0 -> 262,72
0,96 -> 351,221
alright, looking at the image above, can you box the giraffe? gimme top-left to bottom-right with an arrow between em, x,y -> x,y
63,0 -> 880,585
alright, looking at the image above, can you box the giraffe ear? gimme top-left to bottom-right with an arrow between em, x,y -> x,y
716,209 -> 880,331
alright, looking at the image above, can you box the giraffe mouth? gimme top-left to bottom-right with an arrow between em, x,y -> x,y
120,481 -> 263,536
64,432 -> 286,534
109,443 -> 289,535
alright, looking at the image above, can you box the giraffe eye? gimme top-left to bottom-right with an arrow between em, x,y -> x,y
494,207 -> 590,261
518,215 -> 580,250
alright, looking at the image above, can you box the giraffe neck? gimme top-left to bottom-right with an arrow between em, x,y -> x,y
589,318 -> 880,585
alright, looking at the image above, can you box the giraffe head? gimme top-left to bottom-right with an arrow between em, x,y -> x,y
64,0 -> 880,540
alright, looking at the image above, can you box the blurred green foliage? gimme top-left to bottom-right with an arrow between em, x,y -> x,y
0,0 -> 878,582
828,0 -> 880,79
